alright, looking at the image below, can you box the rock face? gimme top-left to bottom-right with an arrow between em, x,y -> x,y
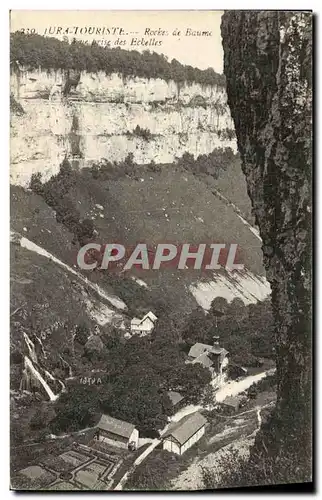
10,68 -> 236,186
221,11 -> 312,462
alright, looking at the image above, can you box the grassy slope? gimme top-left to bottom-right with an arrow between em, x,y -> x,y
10,239 -> 126,382
210,156 -> 254,223
10,156 -> 266,388
10,155 -> 268,474
11,158 -> 264,325
51,163 -> 264,322
71,163 -> 264,272
11,186 -> 75,264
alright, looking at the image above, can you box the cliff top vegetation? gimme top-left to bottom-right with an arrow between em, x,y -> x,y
10,32 -> 226,87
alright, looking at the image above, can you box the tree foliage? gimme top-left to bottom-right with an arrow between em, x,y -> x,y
182,297 -> 274,367
177,148 -> 236,179
29,159 -> 95,245
49,328 -> 211,435
11,32 -> 225,87
202,441 -> 311,488
50,385 -> 99,434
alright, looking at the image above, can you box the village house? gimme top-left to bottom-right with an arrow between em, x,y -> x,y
219,395 -> 247,414
95,414 -> 139,450
162,412 -> 207,455
187,340 -> 229,387
130,311 -> 157,336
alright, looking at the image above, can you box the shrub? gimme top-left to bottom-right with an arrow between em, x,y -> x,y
126,450 -> 181,490
202,445 -> 311,489
130,125 -> 153,141
29,172 -> 44,195
30,412 -> 45,430
147,160 -> 161,173
247,385 -> 258,399
29,159 -> 97,244
177,148 -> 236,179
75,323 -> 90,345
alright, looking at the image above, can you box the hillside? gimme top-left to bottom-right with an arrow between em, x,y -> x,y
10,35 -> 272,476
10,153 -> 270,396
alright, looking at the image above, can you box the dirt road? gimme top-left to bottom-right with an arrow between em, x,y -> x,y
171,400 -> 275,491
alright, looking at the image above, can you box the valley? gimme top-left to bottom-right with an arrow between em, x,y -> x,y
10,31 -> 275,491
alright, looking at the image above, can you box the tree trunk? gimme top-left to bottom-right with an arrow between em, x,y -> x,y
221,11 -> 312,459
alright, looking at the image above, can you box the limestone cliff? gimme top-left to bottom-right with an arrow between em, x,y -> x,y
10,68 -> 236,186
221,11 -> 312,469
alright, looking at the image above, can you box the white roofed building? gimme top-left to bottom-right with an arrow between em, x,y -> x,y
162,412 -> 207,455
187,341 -> 229,387
130,311 -> 157,336
95,414 -> 139,449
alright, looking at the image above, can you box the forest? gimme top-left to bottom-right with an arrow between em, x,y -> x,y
10,32 -> 226,87
47,325 -> 212,437
34,294 -> 274,438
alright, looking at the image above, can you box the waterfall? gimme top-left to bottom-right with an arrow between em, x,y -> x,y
44,369 -> 56,381
34,334 -> 48,359
23,332 -> 38,364
21,332 -> 64,400
45,369 -> 66,393
21,356 -> 58,402
59,355 -> 73,378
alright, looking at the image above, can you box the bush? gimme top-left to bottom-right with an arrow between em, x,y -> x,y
252,374 -> 277,393
75,323 -> 90,345
130,125 -> 153,141
29,172 -> 44,195
10,93 -> 25,115
177,148 -> 236,179
29,159 -> 96,244
247,385 -> 258,399
202,445 -> 311,489
126,450 -> 181,490
147,160 -> 162,173
30,412 -> 45,430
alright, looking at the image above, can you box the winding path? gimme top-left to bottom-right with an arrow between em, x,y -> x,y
113,369 -> 274,490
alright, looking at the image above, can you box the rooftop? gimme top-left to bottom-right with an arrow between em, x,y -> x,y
188,342 -> 228,359
167,391 -> 184,406
163,412 -> 207,445
191,352 -> 214,369
96,414 -> 136,439
142,311 -> 157,322
131,311 -> 157,327
221,395 -> 244,409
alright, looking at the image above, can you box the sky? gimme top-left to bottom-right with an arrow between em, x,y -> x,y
10,10 -> 224,72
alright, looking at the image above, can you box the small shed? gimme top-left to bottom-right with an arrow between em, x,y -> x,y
220,395 -> 245,413
162,412 -> 207,455
96,414 -> 139,449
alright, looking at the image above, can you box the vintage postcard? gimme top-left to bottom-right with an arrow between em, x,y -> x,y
10,10 -> 312,491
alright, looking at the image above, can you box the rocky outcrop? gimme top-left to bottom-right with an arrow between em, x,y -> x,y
10,68 -> 236,186
221,11 -> 312,470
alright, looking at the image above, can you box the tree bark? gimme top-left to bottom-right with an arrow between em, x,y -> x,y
221,11 -> 312,459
